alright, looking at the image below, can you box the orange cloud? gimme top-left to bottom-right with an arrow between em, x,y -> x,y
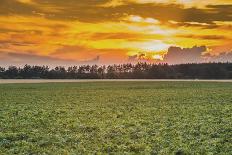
0,0 -> 232,65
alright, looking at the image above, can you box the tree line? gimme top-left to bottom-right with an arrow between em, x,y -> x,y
0,63 -> 232,79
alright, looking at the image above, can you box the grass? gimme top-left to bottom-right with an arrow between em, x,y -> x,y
0,81 -> 232,154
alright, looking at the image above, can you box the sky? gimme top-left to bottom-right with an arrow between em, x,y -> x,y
0,0 -> 232,66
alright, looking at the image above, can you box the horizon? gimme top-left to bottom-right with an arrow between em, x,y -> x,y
1,61 -> 232,69
0,0 -> 232,66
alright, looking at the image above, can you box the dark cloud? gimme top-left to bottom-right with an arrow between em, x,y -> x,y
0,51 -> 100,67
0,0 -> 36,16
0,28 -> 43,35
52,45 -> 102,57
89,32 -> 140,40
128,53 -> 146,62
205,52 -> 232,62
0,0 -> 112,22
0,40 -> 36,49
127,52 -> 163,63
53,44 -> 127,57
163,46 -> 207,64
127,46 -> 232,64
176,34 -> 227,40
128,54 -> 138,61
0,0 -> 231,25
168,21 -> 219,29
162,46 -> 232,64
128,45 -> 232,64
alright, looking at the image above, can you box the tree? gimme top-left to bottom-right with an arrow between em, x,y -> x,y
0,63 -> 231,79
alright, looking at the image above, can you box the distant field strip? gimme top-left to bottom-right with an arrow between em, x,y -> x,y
0,82 -> 232,154
0,79 -> 232,84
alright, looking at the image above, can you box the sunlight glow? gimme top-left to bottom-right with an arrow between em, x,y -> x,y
152,54 -> 163,60
0,0 -> 231,64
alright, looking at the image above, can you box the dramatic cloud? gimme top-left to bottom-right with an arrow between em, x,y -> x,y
128,52 -> 163,62
206,52 -> 232,63
0,0 -> 232,65
162,46 -> 232,64
1,0 -> 232,23
163,46 -> 207,64
0,51 -> 100,67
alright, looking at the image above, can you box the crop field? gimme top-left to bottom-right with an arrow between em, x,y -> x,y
0,81 -> 232,154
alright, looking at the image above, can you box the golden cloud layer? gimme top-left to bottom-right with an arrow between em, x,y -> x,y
0,0 -> 232,65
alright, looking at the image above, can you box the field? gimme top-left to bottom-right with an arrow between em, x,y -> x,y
0,81 -> 232,154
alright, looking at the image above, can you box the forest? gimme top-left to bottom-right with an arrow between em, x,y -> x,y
0,63 -> 231,79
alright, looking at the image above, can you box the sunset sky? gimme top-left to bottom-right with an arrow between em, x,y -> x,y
0,0 -> 232,66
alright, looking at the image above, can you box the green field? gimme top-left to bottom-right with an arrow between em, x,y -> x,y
0,82 -> 232,154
